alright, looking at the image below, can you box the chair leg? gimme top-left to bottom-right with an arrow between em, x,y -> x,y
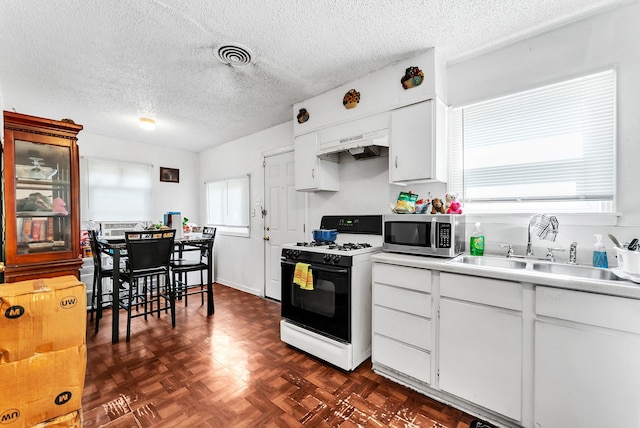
168,274 -> 176,328
90,273 -> 97,322
185,271 -> 190,307
157,274 -> 163,318
94,275 -> 102,334
126,286 -> 133,342
200,270 -> 205,306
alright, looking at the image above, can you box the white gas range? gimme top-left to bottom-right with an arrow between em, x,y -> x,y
280,215 -> 382,371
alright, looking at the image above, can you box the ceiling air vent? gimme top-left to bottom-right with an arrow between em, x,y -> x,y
215,43 -> 253,67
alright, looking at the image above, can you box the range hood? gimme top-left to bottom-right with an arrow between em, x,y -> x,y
317,129 -> 389,160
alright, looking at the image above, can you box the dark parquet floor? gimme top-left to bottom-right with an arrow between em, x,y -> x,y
83,283 -> 476,427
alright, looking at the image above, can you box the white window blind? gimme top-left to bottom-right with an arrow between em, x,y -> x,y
449,69 -> 616,213
82,158 -> 153,221
206,175 -> 250,235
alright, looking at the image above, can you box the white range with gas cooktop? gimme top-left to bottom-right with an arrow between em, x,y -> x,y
280,215 -> 382,371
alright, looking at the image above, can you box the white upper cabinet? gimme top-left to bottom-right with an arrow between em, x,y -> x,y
291,48 -> 447,187
389,98 -> 447,184
294,132 -> 339,192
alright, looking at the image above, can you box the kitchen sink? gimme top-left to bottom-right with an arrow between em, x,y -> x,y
531,262 -> 621,281
449,255 -> 528,270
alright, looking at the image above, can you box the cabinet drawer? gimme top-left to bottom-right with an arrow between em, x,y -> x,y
373,334 -> 431,384
536,286 -> 640,334
373,306 -> 431,350
374,263 -> 431,292
440,272 -> 522,311
373,283 -> 431,318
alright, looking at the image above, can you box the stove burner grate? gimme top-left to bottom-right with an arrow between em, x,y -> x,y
296,241 -> 335,247
294,242 -> 374,251
330,243 -> 372,251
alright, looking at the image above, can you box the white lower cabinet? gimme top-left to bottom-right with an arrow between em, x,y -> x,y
372,263 -> 433,384
372,257 -> 640,428
439,273 -> 523,422
534,286 -> 640,428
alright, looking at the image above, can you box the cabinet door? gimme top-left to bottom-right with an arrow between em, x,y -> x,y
535,320 -> 640,428
389,100 -> 433,183
439,298 -> 522,421
294,133 -> 338,191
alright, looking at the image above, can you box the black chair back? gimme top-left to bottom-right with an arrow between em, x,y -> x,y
125,230 -> 176,273
88,229 -> 104,270
202,226 -> 217,240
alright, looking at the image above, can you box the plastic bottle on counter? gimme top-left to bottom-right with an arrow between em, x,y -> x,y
592,234 -> 609,268
470,222 -> 485,256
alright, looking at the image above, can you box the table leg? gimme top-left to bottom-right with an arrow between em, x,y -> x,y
112,250 -> 120,343
207,241 -> 214,315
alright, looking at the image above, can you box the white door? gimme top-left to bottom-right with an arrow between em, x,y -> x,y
264,150 -> 305,300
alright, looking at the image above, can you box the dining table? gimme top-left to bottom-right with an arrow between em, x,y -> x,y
98,233 -> 215,344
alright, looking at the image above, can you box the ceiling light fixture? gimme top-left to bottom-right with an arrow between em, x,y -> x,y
139,117 -> 156,131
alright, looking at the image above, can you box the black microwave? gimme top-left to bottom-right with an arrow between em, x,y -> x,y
382,214 -> 466,257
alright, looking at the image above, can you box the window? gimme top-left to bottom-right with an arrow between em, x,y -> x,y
449,69 -> 616,213
206,174 -> 250,236
81,158 -> 153,221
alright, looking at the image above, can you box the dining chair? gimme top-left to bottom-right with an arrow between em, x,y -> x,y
118,229 -> 176,342
170,227 -> 216,306
88,229 -> 114,333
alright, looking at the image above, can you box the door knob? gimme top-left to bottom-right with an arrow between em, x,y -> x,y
265,227 -> 270,231
264,236 -> 270,241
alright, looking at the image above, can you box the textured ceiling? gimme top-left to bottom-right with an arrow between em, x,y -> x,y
0,0 -> 631,152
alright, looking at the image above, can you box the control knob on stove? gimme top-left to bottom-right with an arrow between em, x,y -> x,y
323,254 -> 331,263
285,249 -> 301,259
332,254 -> 341,263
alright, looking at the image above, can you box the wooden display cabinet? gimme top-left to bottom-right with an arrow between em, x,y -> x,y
2,111 -> 83,282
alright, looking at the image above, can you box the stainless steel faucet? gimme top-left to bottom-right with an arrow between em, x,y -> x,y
500,244 -> 515,258
526,223 -> 534,256
569,241 -> 578,265
546,247 -> 565,263
526,214 -> 538,256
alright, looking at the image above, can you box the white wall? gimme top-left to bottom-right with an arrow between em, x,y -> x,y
78,132 -> 199,224
447,0 -> 640,263
305,153 -> 447,232
198,121 -> 293,296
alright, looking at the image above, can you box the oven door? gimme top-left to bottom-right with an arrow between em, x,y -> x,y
281,259 -> 351,342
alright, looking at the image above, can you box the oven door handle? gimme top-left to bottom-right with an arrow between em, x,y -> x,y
281,260 -> 349,274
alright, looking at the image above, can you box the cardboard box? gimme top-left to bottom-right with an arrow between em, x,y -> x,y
0,345 -> 86,428
0,276 -> 86,363
32,409 -> 82,428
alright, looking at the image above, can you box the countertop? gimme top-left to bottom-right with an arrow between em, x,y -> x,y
372,252 -> 640,300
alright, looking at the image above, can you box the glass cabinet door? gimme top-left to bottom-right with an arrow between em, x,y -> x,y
14,140 -> 72,255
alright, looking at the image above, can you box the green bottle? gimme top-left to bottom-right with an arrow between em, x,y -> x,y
470,222 -> 485,256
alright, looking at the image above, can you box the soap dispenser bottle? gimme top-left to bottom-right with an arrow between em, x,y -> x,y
592,234 -> 609,268
470,222 -> 485,256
